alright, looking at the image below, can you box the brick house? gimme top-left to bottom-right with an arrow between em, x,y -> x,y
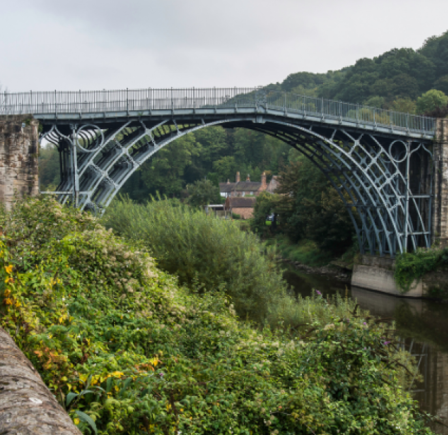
220,172 -> 280,219
224,197 -> 257,219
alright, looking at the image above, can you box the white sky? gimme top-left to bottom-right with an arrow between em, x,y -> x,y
1,0 -> 447,92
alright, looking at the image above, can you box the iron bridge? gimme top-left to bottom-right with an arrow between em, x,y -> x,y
0,87 -> 437,257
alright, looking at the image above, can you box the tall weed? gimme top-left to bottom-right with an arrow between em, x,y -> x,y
103,196 -> 288,325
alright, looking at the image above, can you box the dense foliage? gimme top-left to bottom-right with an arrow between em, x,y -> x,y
252,158 -> 356,257
0,197 -> 433,434
186,179 -> 222,208
103,196 -> 290,326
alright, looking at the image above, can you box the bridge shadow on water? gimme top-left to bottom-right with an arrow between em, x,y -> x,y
283,269 -> 448,434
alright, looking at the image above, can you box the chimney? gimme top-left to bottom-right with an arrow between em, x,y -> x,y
261,171 -> 267,189
227,179 -> 230,184
246,174 -> 250,181
236,172 -> 240,182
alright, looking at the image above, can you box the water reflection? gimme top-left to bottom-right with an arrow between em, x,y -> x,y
283,269 -> 448,434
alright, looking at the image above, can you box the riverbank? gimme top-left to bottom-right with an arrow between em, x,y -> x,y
282,258 -> 352,283
267,236 -> 353,283
283,267 -> 448,434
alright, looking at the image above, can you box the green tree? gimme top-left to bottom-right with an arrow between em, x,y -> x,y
390,97 -> 416,114
251,191 -> 280,235
416,89 -> 448,114
273,157 -> 356,255
140,133 -> 202,197
364,96 -> 385,108
186,179 -> 220,208
38,145 -> 60,190
434,75 -> 448,95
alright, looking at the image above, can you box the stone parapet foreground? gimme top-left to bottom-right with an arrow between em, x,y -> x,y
0,326 -> 81,434
0,115 -> 39,210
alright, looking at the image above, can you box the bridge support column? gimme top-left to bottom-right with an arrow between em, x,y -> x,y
433,118 -> 448,247
0,115 -> 39,210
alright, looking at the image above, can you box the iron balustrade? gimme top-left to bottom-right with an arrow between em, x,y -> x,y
0,87 -> 436,136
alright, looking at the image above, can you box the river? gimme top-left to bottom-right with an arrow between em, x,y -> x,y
284,269 -> 448,434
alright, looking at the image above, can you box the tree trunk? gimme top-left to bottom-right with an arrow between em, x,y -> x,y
0,327 -> 81,434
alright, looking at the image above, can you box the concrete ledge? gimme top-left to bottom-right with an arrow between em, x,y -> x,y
351,264 -> 422,298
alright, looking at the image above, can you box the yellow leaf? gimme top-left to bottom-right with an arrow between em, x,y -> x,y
149,357 -> 159,367
79,374 -> 88,383
4,298 -> 13,305
74,418 -> 80,425
4,289 -> 11,297
4,265 -> 13,275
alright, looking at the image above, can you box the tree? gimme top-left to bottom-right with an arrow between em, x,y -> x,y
140,133 -> 202,197
434,75 -> 448,95
389,97 -> 416,114
364,96 -> 385,108
39,145 -> 60,190
272,157 -> 356,255
186,179 -> 220,208
416,89 -> 448,114
251,191 -> 280,235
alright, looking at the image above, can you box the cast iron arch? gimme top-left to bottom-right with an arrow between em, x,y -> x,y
41,115 -> 433,256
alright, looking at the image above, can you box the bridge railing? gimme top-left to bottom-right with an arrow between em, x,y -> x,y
0,87 -> 436,135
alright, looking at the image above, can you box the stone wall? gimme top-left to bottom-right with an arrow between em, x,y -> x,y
433,118 -> 448,246
352,254 -> 448,298
352,255 -> 423,297
0,115 -> 39,210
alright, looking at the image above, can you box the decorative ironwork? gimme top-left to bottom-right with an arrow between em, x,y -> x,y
1,87 -> 435,256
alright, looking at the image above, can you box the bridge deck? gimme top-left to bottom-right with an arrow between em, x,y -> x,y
0,87 -> 436,140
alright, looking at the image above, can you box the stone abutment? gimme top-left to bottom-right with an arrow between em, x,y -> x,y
0,115 -> 39,210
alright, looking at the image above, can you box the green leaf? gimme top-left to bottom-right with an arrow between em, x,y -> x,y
66,392 -> 78,407
75,410 -> 98,435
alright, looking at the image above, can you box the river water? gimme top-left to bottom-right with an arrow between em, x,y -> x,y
283,269 -> 448,434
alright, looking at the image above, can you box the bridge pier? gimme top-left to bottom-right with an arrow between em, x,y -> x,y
0,115 -> 39,210
432,118 -> 448,247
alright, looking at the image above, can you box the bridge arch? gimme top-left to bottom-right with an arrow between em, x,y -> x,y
41,115 -> 433,257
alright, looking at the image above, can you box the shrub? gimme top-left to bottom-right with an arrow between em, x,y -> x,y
0,197 -> 434,434
416,89 -> 448,114
103,196 -> 288,325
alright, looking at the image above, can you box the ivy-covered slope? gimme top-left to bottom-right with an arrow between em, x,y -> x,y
0,197 -> 433,434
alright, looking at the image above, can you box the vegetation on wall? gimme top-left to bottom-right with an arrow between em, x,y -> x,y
0,197 -> 434,434
394,248 -> 448,293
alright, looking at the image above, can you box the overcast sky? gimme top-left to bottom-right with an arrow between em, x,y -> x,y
1,0 -> 447,92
